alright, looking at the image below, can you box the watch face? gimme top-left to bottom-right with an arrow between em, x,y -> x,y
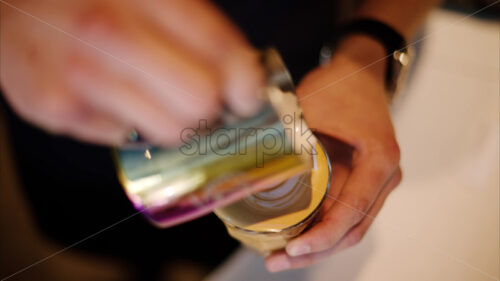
388,48 -> 412,101
394,50 -> 411,66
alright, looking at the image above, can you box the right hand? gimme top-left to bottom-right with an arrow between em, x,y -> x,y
0,0 -> 264,146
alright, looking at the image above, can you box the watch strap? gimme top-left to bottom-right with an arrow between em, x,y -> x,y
332,19 -> 408,93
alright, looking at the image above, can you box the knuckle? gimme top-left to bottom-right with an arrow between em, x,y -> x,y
351,209 -> 367,224
346,229 -> 366,247
348,194 -> 371,213
342,194 -> 370,223
393,168 -> 403,186
381,140 -> 401,167
383,140 -> 401,166
73,6 -> 121,41
369,139 -> 401,175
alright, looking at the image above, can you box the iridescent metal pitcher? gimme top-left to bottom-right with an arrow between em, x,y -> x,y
115,48 -> 319,228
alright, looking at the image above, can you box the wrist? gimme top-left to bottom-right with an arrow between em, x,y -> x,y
331,34 -> 386,81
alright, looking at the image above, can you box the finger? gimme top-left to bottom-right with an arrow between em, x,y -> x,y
285,148 -> 400,256
61,109 -> 130,146
7,79 -> 130,146
266,248 -> 334,273
140,0 -> 265,116
67,57 -> 187,146
316,135 -> 355,212
266,168 -> 402,272
73,6 -> 222,123
320,167 -> 402,254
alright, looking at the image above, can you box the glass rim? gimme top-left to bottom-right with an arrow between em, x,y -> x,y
215,140 -> 332,235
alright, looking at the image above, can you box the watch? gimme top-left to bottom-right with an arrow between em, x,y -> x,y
320,18 -> 412,102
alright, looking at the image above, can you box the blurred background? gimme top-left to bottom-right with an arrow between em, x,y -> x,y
1,1 -> 499,281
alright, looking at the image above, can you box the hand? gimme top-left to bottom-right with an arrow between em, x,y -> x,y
266,35 -> 402,272
0,0 -> 263,146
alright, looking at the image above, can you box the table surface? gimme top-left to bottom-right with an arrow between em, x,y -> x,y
204,9 -> 500,281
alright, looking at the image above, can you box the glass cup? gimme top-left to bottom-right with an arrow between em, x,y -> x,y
214,141 -> 331,256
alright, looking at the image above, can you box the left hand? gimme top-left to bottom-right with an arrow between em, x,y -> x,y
266,35 -> 402,272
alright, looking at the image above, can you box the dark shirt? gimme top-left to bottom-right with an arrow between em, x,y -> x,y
215,0 -> 337,80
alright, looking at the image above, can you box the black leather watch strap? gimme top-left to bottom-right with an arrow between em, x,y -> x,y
331,19 -> 408,93
338,19 -> 406,56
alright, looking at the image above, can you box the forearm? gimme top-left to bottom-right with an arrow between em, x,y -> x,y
356,0 -> 441,39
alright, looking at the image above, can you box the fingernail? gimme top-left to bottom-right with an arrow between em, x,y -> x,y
267,257 -> 290,272
287,244 -> 311,256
